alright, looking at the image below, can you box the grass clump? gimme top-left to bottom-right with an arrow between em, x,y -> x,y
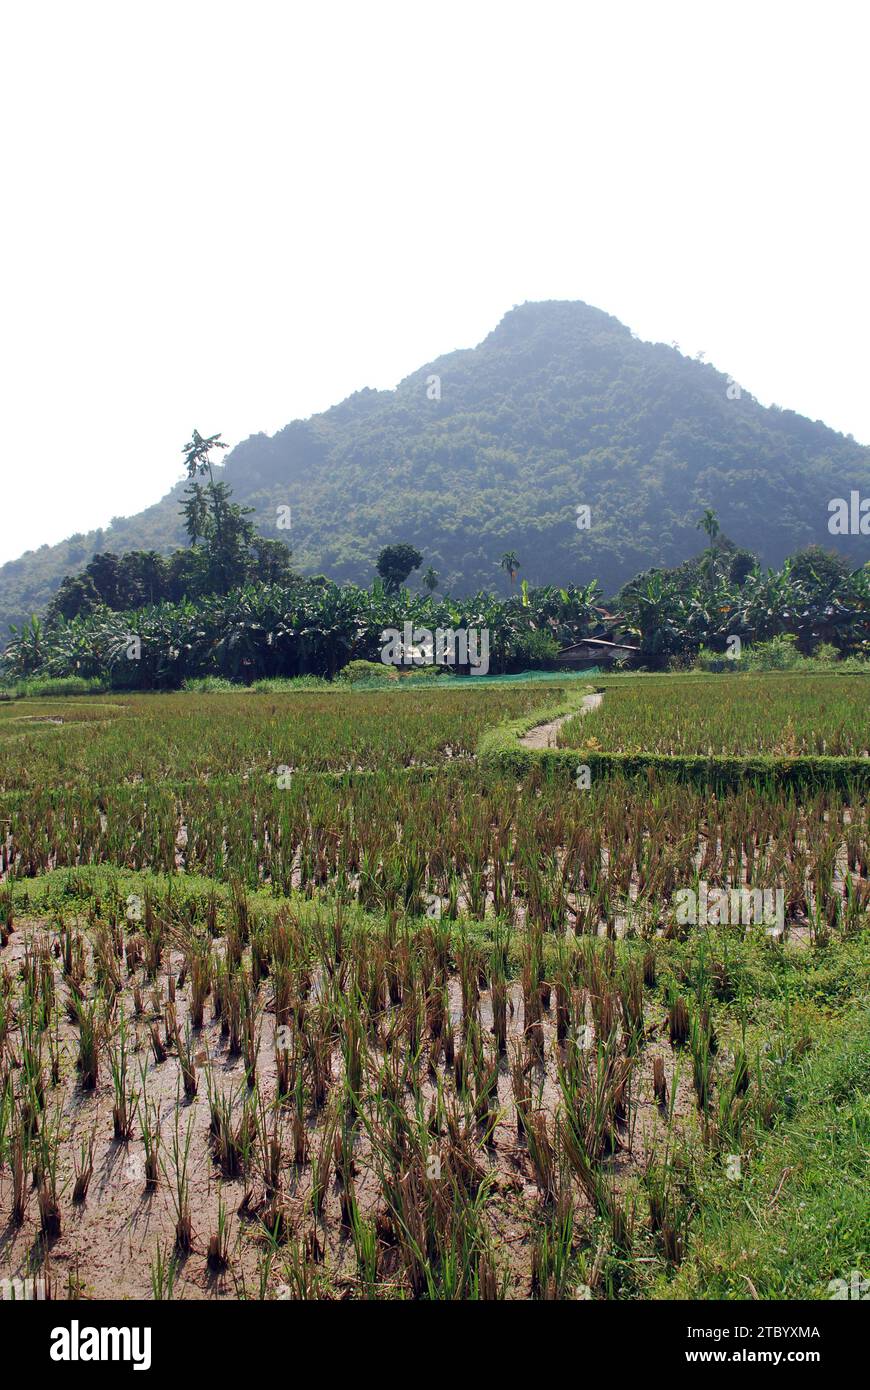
0,675 -> 108,700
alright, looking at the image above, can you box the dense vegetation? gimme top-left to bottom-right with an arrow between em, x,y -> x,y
3,437 -> 868,689
4,542 -> 867,688
3,299 -> 869,637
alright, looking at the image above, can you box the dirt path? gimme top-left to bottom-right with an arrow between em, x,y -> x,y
518,691 -> 603,749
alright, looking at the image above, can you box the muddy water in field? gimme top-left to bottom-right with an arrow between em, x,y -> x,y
0,914 -> 698,1300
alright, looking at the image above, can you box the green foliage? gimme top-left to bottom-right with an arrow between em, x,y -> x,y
375,543 -> 423,593
500,551 -> 521,586
481,675 -> 870,791
181,428 -> 229,480
486,737 -> 870,794
2,574 -> 606,688
180,676 -> 239,693
336,659 -> 398,685
787,544 -> 854,590
397,664 -> 453,683
0,675 -> 108,701
618,541 -> 870,669
251,675 -> 332,692
695,634 -> 870,673
4,301 -> 869,637
46,572 -> 101,623
4,537 -> 868,690
509,627 -> 560,664
11,430 -> 296,635
663,1001 -> 870,1299
0,685 -> 553,788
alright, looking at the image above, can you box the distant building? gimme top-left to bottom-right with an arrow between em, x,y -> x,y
555,636 -> 640,669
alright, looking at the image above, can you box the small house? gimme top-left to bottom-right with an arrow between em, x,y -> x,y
555,636 -> 640,669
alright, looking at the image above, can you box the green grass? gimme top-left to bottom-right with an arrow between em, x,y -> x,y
0,675 -> 108,700
658,1000 -> 870,1299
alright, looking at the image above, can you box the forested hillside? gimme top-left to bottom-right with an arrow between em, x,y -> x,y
2,299 -> 868,636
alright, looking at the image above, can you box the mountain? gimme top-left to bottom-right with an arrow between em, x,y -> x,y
2,300 -> 869,636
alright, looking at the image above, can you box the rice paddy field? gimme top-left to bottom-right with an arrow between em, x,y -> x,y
558,673 -> 870,757
0,685 -> 553,790
0,675 -> 868,1303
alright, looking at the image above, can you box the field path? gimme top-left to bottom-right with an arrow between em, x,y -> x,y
518,690 -> 602,749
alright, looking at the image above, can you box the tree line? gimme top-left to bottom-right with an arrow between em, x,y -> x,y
3,433 -> 868,687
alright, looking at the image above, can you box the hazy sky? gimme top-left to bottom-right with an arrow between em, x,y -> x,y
1,0 -> 867,564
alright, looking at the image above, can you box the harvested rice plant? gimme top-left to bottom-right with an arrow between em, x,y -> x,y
0,676 -> 867,1301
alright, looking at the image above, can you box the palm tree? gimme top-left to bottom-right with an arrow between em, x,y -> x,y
696,508 -> 720,544
500,551 -> 521,588
695,508 -> 724,593
422,566 -> 439,593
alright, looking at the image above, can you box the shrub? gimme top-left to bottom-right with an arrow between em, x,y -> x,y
508,629 -> 561,667
336,660 -> 398,685
251,676 -> 332,692
694,637 -> 870,674
0,675 -> 108,700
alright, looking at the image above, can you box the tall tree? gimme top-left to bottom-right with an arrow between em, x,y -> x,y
46,574 -> 101,623
85,552 -> 124,608
376,544 -> 423,594
251,537 -> 296,586
181,429 -> 230,565
696,508 -> 721,544
182,429 -> 228,485
179,429 -> 257,595
500,551 -> 521,587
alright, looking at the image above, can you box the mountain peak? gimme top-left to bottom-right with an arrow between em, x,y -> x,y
483,298 -> 631,346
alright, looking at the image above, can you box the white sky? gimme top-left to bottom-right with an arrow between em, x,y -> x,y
1,0 -> 867,564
